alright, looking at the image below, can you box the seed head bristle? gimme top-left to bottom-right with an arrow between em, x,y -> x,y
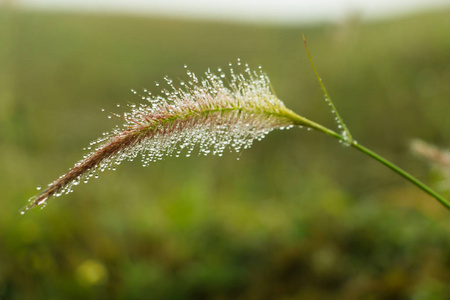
22,64 -> 300,213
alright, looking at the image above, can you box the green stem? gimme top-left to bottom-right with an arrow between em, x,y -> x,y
350,141 -> 450,210
299,34 -> 449,210
289,113 -> 450,210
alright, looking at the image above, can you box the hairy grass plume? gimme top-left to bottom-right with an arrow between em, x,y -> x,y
22,64 -> 313,213
411,139 -> 450,191
411,139 -> 450,168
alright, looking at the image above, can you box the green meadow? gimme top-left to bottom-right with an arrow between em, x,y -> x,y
1,7 -> 450,299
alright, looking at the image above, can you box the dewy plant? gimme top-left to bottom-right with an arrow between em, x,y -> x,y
22,36 -> 450,214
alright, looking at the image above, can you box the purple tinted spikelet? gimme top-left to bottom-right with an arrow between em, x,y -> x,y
22,65 -> 305,213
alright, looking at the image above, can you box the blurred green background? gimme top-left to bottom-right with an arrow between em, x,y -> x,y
1,6 -> 450,300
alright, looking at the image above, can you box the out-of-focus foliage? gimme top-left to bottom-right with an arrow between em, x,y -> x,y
1,7 -> 450,300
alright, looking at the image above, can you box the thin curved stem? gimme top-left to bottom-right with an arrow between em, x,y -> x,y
289,113 -> 450,210
350,141 -> 450,210
300,34 -> 449,210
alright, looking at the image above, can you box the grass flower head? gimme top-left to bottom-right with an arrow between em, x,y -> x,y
22,64 -> 310,213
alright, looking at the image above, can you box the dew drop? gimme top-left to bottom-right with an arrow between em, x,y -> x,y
36,185 -> 41,191
37,196 -> 48,206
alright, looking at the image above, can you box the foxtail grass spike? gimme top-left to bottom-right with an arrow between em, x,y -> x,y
411,139 -> 450,168
21,65 -> 317,214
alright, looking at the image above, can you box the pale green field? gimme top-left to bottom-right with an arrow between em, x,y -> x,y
1,8 -> 450,299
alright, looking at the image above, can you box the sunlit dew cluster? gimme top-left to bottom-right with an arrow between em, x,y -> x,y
89,61 -> 295,168
122,62 -> 295,162
23,61 -> 296,212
